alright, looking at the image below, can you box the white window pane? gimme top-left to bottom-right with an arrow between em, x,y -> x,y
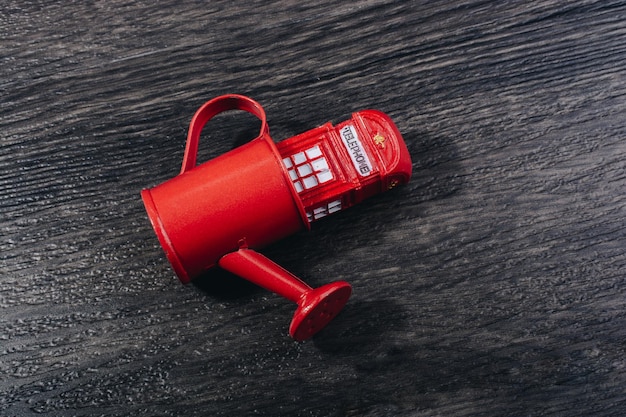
305,145 -> 322,159
288,169 -> 298,180
328,202 -> 342,213
311,157 -> 329,172
297,163 -> 313,176
282,157 -> 293,168
328,199 -> 342,210
303,176 -> 318,189
294,181 -> 304,193
317,170 -> 333,183
293,152 -> 306,164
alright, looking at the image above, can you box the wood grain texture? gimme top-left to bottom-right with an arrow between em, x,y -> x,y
2,1 -> 626,416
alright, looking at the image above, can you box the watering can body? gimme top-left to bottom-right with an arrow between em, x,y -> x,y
142,134 -> 305,284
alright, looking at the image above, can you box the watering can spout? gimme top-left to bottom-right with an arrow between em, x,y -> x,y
218,248 -> 351,341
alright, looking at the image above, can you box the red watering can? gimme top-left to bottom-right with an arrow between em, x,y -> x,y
141,94 -> 411,340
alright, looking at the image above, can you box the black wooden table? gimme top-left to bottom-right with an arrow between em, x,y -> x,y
2,1 -> 626,416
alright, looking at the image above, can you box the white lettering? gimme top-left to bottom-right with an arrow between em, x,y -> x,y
339,125 -> 372,177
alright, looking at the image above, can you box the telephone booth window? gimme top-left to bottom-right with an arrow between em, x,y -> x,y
282,145 -> 334,194
306,198 -> 342,222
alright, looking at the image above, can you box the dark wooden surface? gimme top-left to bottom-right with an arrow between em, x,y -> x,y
2,1 -> 626,416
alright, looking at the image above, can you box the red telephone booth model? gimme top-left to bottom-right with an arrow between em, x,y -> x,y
277,110 -> 411,224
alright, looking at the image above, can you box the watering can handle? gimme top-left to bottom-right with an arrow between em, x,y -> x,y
180,94 -> 269,175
